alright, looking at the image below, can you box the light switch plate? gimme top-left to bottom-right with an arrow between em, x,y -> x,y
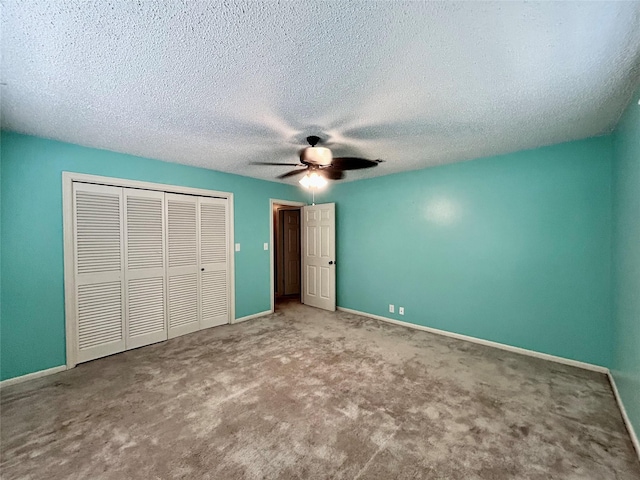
264,243 -> 269,250
235,243 -> 241,252
389,304 -> 395,313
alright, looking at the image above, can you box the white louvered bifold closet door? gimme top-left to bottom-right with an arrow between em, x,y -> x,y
166,193 -> 201,339
73,183 -> 126,363
123,188 -> 168,349
199,197 -> 230,328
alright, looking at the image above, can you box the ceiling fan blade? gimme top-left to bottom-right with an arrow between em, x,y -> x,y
331,157 -> 380,170
321,167 -> 345,180
277,168 -> 308,179
249,161 -> 301,166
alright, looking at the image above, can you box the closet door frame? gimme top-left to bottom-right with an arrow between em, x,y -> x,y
63,172 -> 235,370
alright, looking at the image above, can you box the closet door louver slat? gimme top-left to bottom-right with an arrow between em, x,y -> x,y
201,271 -> 227,324
168,273 -> 199,328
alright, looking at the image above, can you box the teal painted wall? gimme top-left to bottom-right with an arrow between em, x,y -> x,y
319,137 -> 613,367
0,131 -> 620,381
612,86 -> 640,437
0,132 -> 304,380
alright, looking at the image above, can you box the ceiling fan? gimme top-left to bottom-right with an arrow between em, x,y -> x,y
254,135 -> 382,184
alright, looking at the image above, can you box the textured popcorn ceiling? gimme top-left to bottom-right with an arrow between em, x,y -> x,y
2,1 -> 640,183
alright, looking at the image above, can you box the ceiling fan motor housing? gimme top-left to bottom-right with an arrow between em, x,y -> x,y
301,146 -> 332,166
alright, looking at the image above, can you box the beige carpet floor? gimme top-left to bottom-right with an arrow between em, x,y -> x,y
1,300 -> 639,479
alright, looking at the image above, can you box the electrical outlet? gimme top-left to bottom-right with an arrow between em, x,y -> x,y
399,307 -> 404,315
389,304 -> 395,313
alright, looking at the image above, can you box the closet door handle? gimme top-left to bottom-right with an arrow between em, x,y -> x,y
201,268 -> 205,271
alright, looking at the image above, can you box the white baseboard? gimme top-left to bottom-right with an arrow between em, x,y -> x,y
608,372 -> 640,461
233,310 -> 271,324
0,365 -> 67,389
337,307 -> 609,374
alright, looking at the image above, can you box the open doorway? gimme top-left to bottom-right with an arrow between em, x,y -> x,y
270,199 -> 305,313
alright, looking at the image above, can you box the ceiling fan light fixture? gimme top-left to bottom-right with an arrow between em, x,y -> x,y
299,171 -> 328,189
256,134 -> 379,182
300,146 -> 332,166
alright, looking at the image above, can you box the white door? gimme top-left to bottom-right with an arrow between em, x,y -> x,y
199,197 -> 229,328
73,183 -> 126,363
166,193 -> 200,338
123,188 -> 167,349
302,203 -> 336,311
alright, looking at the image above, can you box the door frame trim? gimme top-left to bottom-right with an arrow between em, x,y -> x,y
269,199 -> 306,313
63,172 -> 235,370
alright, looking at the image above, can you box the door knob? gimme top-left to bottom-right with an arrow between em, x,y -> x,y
329,261 -> 335,265
201,268 -> 205,271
